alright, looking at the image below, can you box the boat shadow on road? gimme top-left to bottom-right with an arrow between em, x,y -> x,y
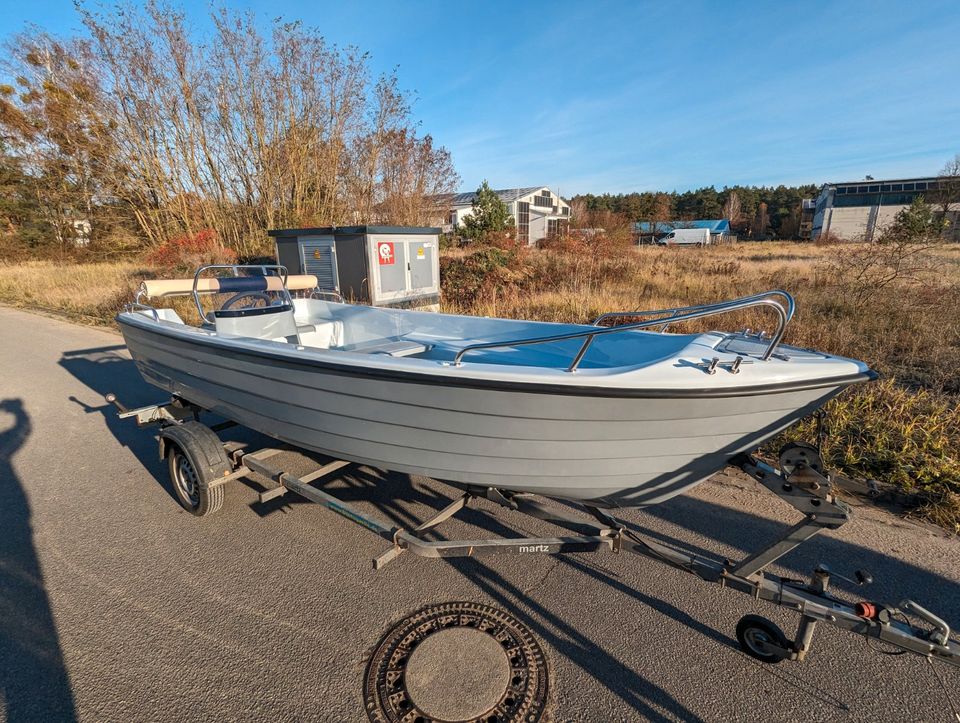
317,467 -> 864,719
0,398 -> 78,723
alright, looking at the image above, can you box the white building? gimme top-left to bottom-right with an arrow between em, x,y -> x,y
443,186 -> 571,245
811,176 -> 960,241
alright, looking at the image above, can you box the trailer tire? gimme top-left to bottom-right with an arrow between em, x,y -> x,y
160,421 -> 231,517
736,615 -> 790,664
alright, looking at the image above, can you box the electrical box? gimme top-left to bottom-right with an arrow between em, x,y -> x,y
269,226 -> 441,310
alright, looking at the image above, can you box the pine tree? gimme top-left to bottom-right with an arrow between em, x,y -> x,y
883,196 -> 942,243
459,180 -> 514,240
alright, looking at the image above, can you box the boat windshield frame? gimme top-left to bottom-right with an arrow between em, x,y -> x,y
191,264 -> 292,320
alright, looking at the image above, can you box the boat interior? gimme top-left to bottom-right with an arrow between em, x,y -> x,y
128,265 -> 816,372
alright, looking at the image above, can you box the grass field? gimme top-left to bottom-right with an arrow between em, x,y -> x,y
2,242 -> 958,528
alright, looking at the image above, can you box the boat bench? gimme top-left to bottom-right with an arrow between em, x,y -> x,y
335,339 -> 430,357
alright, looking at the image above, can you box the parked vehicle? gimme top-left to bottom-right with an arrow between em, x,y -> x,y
656,228 -> 711,246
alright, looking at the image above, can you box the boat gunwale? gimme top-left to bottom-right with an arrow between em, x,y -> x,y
117,312 -> 878,399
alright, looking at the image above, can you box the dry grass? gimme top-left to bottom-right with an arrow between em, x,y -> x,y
441,241 -> 960,528
0,260 -> 148,323
1,243 -> 958,528
442,242 -> 960,392
0,260 -> 212,327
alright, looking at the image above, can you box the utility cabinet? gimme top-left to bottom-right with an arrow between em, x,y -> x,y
269,226 -> 441,309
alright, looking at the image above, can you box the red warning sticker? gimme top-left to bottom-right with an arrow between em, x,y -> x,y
377,241 -> 395,265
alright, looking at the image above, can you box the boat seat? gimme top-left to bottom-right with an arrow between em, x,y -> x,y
297,320 -> 343,349
137,308 -> 184,324
213,305 -> 300,343
337,339 -> 430,357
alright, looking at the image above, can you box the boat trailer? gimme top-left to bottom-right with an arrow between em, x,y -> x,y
107,393 -> 960,675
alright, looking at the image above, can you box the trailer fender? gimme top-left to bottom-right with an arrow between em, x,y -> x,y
158,421 -> 232,483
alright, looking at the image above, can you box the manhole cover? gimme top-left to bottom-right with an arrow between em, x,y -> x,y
364,601 -> 549,723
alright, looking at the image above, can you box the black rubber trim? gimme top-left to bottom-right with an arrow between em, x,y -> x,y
118,314 -> 879,399
212,303 -> 293,319
212,275 -> 270,294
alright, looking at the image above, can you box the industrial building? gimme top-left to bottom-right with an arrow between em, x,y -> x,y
811,176 -> 960,241
440,186 -> 571,245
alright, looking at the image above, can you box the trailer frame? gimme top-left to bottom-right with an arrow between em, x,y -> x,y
107,392 -> 960,671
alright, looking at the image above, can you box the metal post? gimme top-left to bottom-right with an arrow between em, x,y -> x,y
791,566 -> 831,660
731,520 -> 825,578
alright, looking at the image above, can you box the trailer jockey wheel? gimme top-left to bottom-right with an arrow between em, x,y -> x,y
779,441 -> 825,478
160,421 -> 231,516
736,615 -> 791,664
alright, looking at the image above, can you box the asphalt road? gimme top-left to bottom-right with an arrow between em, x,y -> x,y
1,305 -> 958,723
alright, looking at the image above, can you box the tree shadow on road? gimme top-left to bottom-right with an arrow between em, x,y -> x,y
0,398 -> 78,722
329,468 -> 960,716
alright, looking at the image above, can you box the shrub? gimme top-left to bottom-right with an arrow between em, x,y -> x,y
147,229 -> 236,272
776,379 -> 960,497
813,230 -> 842,246
440,245 -> 531,307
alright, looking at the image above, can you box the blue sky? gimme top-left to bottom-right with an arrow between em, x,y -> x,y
3,0 -> 959,194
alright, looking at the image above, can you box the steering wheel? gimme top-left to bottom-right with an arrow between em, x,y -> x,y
220,291 -> 273,311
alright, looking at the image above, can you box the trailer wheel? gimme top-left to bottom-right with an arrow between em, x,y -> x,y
160,421 -> 231,517
736,615 -> 790,664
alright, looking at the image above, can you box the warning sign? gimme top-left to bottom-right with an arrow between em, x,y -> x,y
416,245 -> 425,259
377,241 -> 395,265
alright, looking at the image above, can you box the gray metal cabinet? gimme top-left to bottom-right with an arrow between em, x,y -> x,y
270,226 -> 441,309
298,236 -> 338,292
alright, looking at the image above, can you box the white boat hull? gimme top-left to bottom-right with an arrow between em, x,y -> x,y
118,317 -> 870,508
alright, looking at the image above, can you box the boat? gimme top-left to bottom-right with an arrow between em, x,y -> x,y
116,265 -> 876,509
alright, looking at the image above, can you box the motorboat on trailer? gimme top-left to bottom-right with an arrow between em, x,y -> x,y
117,265 -> 876,509
111,265 -> 960,689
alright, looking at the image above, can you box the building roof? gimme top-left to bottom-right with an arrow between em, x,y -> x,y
446,187 -> 553,206
634,219 -> 730,234
269,225 -> 441,237
824,176 -> 952,187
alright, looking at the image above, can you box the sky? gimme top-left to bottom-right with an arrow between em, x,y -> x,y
2,0 -> 959,195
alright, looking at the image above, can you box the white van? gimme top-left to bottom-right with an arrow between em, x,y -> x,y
656,228 -> 711,246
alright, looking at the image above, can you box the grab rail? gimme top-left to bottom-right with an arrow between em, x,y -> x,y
126,301 -> 160,321
309,288 -> 345,303
592,290 -> 795,330
452,290 -> 794,372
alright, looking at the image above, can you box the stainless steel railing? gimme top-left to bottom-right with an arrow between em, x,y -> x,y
452,290 -> 795,372
192,264 -> 292,320
592,290 -> 795,330
126,302 -> 160,321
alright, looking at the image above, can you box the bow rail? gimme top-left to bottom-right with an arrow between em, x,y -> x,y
452,290 -> 795,372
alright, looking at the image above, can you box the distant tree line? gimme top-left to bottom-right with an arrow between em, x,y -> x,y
0,2 -> 458,258
571,185 -> 819,239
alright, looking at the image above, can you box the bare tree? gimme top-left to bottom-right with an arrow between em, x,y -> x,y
1,2 -> 459,256
931,154 -> 960,241
722,191 -> 741,226
751,201 -> 770,239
